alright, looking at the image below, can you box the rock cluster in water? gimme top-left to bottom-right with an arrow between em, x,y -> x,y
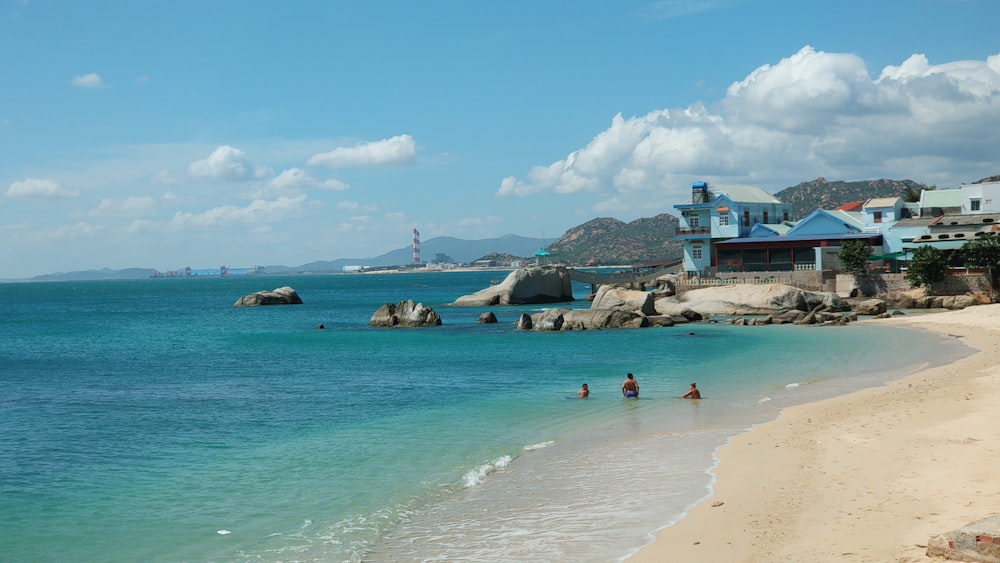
233,286 -> 303,306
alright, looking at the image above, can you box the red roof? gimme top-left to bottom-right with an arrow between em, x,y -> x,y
835,201 -> 865,212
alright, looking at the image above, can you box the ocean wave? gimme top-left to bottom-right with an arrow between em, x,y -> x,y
523,440 -> 554,451
462,455 -> 512,488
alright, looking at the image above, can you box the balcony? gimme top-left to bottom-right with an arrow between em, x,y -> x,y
675,227 -> 712,236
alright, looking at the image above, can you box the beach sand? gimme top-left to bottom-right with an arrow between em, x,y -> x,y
628,303 -> 1000,563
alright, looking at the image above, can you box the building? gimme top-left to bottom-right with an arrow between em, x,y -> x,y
673,181 -> 793,274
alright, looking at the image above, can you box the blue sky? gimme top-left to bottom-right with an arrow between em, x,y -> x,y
2,0 -> 999,278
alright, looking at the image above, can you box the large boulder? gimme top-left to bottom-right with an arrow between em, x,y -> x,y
453,266 -> 573,306
234,286 -> 303,306
590,286 -> 657,316
529,308 -> 649,331
369,300 -> 442,328
654,283 -> 850,316
854,299 -> 887,316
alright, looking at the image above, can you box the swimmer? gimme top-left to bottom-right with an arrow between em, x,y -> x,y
621,373 -> 639,398
680,382 -> 701,399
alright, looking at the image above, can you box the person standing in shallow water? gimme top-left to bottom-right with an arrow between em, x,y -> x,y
621,373 -> 639,398
577,383 -> 589,398
680,382 -> 701,399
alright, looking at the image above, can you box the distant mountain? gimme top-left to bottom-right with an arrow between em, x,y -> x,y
774,177 -> 930,220
292,234 -> 546,273
24,235 -> 547,281
546,214 -> 682,266
30,268 -> 157,281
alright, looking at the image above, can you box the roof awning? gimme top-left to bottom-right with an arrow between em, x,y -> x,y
867,250 -> 913,261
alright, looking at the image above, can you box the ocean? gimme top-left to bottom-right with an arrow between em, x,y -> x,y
0,271 -> 971,562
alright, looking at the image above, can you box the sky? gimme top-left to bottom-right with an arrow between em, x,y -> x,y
2,0 -> 999,279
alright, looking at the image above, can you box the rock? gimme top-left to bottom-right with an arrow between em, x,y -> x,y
943,294 -> 979,310
679,308 -> 703,322
927,514 -> 1000,563
234,286 -> 303,306
772,309 -> 807,323
854,299 -> 887,316
369,300 -> 442,328
516,313 -> 533,330
477,312 -> 498,324
453,266 -> 573,306
528,308 -> 650,331
654,283 -> 849,317
645,315 -> 676,327
532,309 -> 566,331
590,286 -> 657,316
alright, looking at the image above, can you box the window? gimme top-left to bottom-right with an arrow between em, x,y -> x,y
689,214 -> 700,228
692,245 -> 703,260
763,211 -> 769,224
874,211 -> 882,223
743,211 -> 750,227
719,214 -> 729,226
783,211 -> 789,221
971,199 -> 981,211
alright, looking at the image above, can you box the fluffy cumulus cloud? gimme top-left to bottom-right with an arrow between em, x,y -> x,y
189,145 -> 270,181
498,46 -> 1000,206
307,134 -> 417,169
6,178 -> 79,198
71,73 -> 106,88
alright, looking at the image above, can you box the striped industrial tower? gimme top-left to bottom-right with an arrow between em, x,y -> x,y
412,228 -> 421,264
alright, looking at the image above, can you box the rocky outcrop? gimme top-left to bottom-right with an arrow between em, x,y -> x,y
234,286 -> 303,306
453,266 -> 573,306
369,300 -> 442,328
523,308 -> 650,331
477,312 -> 497,324
654,283 -> 849,317
590,286 -> 656,316
854,299 -> 887,316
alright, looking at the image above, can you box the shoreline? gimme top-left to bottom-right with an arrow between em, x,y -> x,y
627,303 -> 1000,562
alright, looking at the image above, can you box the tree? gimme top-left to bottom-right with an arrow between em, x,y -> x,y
904,246 -> 948,288
837,239 -> 873,276
959,233 -> 1000,272
903,184 -> 935,203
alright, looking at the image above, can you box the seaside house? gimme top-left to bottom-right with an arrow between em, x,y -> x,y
712,208 -> 882,273
673,181 -> 792,274
958,180 -> 1000,214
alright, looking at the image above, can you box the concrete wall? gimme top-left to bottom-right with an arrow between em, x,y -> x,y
836,270 -> 994,297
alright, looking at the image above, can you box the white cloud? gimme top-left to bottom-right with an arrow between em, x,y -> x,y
307,134 -> 417,169
269,168 -> 350,192
89,196 -> 156,217
189,145 -> 270,181
164,195 -> 308,230
6,178 -> 79,199
71,73 -> 106,89
498,47 -> 1000,203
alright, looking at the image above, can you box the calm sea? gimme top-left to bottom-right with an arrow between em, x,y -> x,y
0,272 -> 971,562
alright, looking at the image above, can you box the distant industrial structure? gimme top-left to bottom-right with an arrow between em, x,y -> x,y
412,228 -> 421,264
150,265 -> 265,278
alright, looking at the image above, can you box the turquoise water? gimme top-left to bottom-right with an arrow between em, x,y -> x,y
0,273 -> 971,562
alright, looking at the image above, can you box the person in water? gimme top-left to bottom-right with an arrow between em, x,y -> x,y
621,373 -> 639,398
577,383 -> 589,398
680,382 -> 702,399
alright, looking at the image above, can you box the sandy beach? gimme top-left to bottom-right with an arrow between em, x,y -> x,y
629,303 -> 1000,563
